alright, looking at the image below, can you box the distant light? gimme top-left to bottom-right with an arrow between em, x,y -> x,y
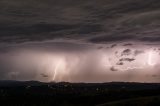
147,50 -> 158,66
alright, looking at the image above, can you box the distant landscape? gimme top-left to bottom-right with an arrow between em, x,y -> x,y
0,81 -> 160,106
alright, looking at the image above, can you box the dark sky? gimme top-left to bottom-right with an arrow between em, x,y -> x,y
1,0 -> 160,82
1,0 -> 160,43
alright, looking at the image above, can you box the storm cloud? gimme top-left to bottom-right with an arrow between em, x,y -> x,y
1,0 -> 160,82
0,0 -> 160,43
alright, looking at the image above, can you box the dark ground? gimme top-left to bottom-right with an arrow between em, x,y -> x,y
0,81 -> 160,106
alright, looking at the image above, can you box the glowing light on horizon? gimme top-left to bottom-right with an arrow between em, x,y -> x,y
147,50 -> 158,66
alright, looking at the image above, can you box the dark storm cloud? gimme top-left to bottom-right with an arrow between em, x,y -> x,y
90,35 -> 135,43
121,49 -> 132,56
0,23 -> 76,36
119,58 -> 135,62
0,0 -> 160,44
139,36 -> 160,42
0,23 -> 102,43
116,62 -> 124,65
123,43 -> 133,46
111,44 -> 117,48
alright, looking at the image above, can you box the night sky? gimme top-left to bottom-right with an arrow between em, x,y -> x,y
1,0 -> 160,82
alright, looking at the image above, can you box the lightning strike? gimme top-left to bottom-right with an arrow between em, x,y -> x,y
148,51 -> 157,66
53,60 -> 62,81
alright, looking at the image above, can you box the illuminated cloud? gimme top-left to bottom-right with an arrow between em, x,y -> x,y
0,41 -> 160,82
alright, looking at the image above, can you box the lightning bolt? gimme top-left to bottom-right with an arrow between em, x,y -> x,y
53,60 -> 62,81
148,51 -> 156,66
